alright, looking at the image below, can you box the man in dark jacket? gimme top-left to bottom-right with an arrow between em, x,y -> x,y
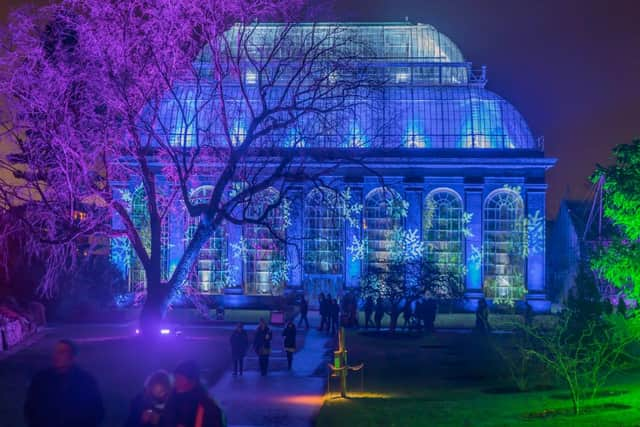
24,339 -> 104,427
374,297 -> 385,331
229,323 -> 249,376
318,293 -> 328,331
364,296 -> 374,329
253,319 -> 272,376
165,361 -> 225,427
297,296 -> 309,329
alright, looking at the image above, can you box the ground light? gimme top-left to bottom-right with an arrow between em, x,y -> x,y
134,326 -> 182,337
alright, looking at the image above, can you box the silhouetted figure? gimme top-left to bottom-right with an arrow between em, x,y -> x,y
125,370 -> 171,427
425,298 -> 437,333
165,361 -> 225,427
298,296 -> 309,329
24,339 -> 104,427
282,321 -> 297,370
330,298 -> 340,334
402,300 -> 413,330
254,318 -> 272,376
475,298 -> 491,334
349,298 -> 359,328
230,323 -> 249,376
414,298 -> 424,331
318,293 -> 329,331
374,297 -> 385,331
524,301 -> 534,326
364,296 -> 374,329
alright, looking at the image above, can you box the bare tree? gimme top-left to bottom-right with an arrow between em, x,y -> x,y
0,0 -> 383,326
519,311 -> 639,415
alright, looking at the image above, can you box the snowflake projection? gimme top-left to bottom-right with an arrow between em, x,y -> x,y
389,228 -> 423,263
340,187 -> 363,228
487,273 -> 527,307
118,188 -> 133,210
502,183 -> 522,195
110,236 -> 131,277
230,237 -> 250,261
462,211 -> 474,238
386,197 -> 409,219
348,235 -> 367,261
281,198 -> 292,230
219,259 -> 239,288
269,259 -> 291,293
469,244 -> 482,270
527,210 -> 545,255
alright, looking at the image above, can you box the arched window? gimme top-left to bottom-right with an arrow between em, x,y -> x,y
243,188 -> 286,295
364,187 -> 404,273
129,187 -> 170,290
185,186 -> 228,293
304,188 -> 344,274
483,189 -> 526,300
424,189 -> 464,278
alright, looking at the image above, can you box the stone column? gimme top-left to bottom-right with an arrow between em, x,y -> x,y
525,185 -> 550,312
226,214 -> 243,291
286,187 -> 304,289
463,184 -> 483,309
345,185 -> 364,289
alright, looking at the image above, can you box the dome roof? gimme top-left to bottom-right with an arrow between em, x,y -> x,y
159,22 -> 539,151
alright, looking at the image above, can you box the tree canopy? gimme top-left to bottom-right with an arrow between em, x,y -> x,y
592,139 -> 640,298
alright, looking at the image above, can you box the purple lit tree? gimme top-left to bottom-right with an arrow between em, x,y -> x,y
0,0 -> 380,327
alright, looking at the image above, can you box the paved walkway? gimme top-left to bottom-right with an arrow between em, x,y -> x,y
210,324 -> 331,427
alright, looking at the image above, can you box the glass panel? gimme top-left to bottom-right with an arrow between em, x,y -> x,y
243,188 -> 286,295
304,188 -> 344,274
424,189 -> 464,280
482,190 -> 526,300
185,186 -> 228,293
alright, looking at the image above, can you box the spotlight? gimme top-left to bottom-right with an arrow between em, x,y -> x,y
160,328 -> 171,335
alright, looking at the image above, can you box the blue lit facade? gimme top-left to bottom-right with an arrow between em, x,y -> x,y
112,22 -> 556,311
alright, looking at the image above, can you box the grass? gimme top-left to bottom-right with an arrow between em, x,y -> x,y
316,329 -> 640,427
356,312 -> 556,330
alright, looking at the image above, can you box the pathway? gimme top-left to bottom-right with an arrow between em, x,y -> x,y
210,323 -> 331,427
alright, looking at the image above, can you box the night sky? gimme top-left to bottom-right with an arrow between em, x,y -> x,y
2,0 -> 640,217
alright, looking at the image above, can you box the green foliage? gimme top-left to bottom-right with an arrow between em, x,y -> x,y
592,139 -> 640,295
519,267 -> 639,415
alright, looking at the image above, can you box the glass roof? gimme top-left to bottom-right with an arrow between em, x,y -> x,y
153,23 -> 540,151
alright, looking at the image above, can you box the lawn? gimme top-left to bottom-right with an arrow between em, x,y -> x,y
316,329 -> 640,427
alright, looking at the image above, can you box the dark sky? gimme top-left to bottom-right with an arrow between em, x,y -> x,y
2,0 -> 640,217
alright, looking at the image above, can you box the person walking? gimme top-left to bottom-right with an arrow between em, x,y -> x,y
475,298 -> 491,334
229,323 -> 249,376
364,296 -> 374,329
253,318 -> 272,376
165,361 -> 226,427
402,299 -> 413,330
374,297 -> 385,331
330,298 -> 340,334
425,297 -> 437,333
298,295 -> 309,329
24,339 -> 104,427
124,370 -> 171,427
318,293 -> 327,331
282,321 -> 297,370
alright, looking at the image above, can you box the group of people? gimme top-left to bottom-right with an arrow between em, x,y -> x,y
229,318 -> 297,377
24,340 -> 225,427
361,296 -> 439,332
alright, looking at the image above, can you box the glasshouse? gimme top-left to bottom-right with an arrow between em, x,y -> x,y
111,22 -> 556,310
